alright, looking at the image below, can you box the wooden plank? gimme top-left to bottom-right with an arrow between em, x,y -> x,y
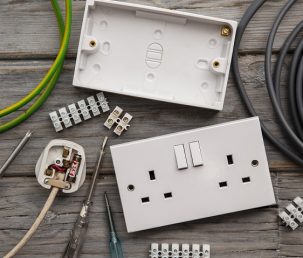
0,54 -> 299,176
276,171 -> 303,257
0,175 -> 279,258
0,0 -> 302,58
0,1 -> 302,258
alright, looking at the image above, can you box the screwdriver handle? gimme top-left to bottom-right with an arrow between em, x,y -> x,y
109,233 -> 124,258
62,206 -> 89,258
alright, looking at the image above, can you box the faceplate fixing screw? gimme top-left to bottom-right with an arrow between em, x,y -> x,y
221,25 -> 231,37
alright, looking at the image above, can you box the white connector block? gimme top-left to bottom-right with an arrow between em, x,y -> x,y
104,106 -> 123,129
113,113 -> 133,136
49,92 -> 109,132
149,243 -> 210,258
73,0 -> 237,110
111,117 -> 276,232
279,196 -> 303,230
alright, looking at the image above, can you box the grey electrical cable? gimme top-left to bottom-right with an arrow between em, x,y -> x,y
273,20 -> 303,137
290,39 -> 303,129
0,130 -> 32,177
264,0 -> 301,150
232,0 -> 303,165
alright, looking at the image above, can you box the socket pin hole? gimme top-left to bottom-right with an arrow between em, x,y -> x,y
141,197 -> 150,203
242,177 -> 251,183
127,184 -> 135,191
251,160 -> 259,167
227,154 -> 234,165
219,181 -> 228,188
164,192 -> 173,199
149,170 -> 156,181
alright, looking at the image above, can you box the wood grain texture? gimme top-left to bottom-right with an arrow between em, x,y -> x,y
0,176 -> 280,258
0,0 -> 303,59
0,54 -> 298,175
1,0 -> 303,257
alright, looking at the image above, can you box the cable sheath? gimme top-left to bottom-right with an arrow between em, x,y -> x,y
4,187 -> 59,258
232,0 -> 303,165
0,0 -> 71,133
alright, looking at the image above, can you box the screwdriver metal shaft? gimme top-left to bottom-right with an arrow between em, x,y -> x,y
0,130 -> 32,177
63,137 -> 108,258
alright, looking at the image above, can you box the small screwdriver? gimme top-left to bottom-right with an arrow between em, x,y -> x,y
62,137 -> 108,258
104,192 -> 124,258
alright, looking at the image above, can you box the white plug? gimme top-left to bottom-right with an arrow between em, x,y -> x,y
35,139 -> 86,193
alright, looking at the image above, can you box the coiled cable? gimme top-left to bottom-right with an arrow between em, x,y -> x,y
232,0 -> 303,165
0,0 -> 72,133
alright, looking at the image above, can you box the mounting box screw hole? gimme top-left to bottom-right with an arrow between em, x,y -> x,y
251,160 -> 259,167
242,177 -> 251,183
141,197 -> 150,203
219,181 -> 228,188
227,154 -> 234,165
164,192 -> 173,199
149,170 -> 156,181
213,60 -> 220,68
89,40 -> 96,47
127,184 -> 135,191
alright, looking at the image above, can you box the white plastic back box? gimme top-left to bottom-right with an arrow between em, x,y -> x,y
74,0 -> 237,110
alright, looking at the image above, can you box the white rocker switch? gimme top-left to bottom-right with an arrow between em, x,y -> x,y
189,141 -> 203,167
174,144 -> 188,170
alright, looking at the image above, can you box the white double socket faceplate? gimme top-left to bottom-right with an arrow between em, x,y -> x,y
111,117 -> 276,232
73,0 -> 237,110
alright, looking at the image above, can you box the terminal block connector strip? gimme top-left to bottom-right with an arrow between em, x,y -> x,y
279,196 -> 303,230
49,92 -> 109,132
149,243 -> 210,258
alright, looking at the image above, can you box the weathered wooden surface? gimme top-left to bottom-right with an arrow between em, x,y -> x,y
0,0 -> 303,257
